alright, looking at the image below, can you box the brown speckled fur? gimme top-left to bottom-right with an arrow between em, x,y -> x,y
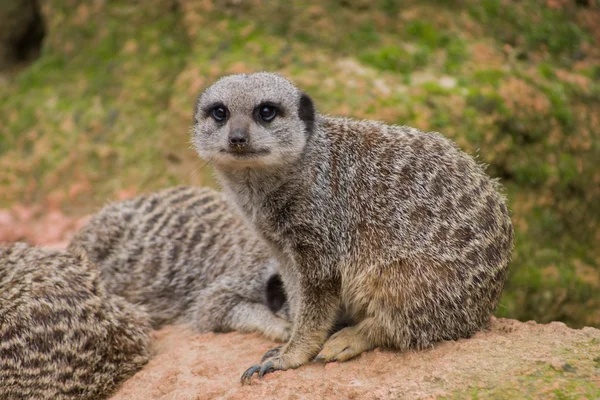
192,73 -> 514,382
0,243 -> 150,400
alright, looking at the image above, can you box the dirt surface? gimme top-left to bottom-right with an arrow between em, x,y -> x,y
2,209 -> 599,399
110,319 -> 600,400
0,206 -> 89,250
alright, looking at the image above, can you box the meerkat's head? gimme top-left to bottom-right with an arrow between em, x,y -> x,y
192,72 -> 315,169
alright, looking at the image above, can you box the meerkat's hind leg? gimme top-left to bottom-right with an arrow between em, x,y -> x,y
187,277 -> 292,342
225,301 -> 292,342
315,317 -> 377,362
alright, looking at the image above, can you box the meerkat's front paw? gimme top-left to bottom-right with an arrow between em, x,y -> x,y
240,349 -> 308,384
314,325 -> 373,363
240,354 -> 286,384
240,359 -> 280,384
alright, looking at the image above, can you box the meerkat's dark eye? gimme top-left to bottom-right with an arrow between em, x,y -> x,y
211,106 -> 228,122
259,105 -> 278,122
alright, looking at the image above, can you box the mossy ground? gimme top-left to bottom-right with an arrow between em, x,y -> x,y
450,346 -> 600,400
0,0 -> 599,328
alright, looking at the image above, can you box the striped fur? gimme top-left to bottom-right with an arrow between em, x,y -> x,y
68,186 -> 290,342
0,243 -> 150,400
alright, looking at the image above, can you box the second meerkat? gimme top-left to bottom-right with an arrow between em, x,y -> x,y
192,72 -> 514,382
69,186 -> 290,342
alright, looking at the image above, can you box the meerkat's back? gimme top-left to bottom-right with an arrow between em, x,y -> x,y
0,243 -> 150,400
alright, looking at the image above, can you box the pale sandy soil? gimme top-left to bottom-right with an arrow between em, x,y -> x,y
110,319 -> 600,400
0,206 -> 89,250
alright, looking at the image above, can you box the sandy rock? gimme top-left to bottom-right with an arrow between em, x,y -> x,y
111,318 -> 600,399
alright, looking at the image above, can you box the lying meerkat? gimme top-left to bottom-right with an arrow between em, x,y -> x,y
68,186 -> 291,342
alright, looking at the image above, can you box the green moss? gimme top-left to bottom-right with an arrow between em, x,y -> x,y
466,92 -> 505,114
0,0 -> 190,207
378,0 -> 401,15
348,22 -> 381,49
542,84 -> 574,128
468,0 -> 589,60
359,46 -> 425,74
431,110 -> 451,130
444,38 -> 469,73
538,63 -> 556,80
447,361 -> 600,400
470,70 -> 506,88
405,20 -> 447,48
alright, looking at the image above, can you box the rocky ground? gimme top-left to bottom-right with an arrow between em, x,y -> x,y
110,319 -> 600,400
0,205 -> 88,250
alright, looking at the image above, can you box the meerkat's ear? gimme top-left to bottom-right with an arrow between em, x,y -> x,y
298,92 -> 315,135
193,94 -> 202,123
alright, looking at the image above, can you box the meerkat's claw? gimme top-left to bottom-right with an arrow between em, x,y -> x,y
240,359 -> 280,384
261,345 -> 283,362
240,365 -> 262,384
258,360 -> 276,377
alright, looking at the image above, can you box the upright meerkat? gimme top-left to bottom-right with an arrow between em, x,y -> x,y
68,186 -> 290,342
0,243 -> 150,400
192,72 -> 514,383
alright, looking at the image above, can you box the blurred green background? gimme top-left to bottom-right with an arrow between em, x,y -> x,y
1,0 -> 598,328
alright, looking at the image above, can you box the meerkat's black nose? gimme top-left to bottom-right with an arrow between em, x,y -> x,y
228,128 -> 248,148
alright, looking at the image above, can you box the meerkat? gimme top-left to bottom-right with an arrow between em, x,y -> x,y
191,72 -> 514,383
0,243 -> 151,400
68,186 -> 291,342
